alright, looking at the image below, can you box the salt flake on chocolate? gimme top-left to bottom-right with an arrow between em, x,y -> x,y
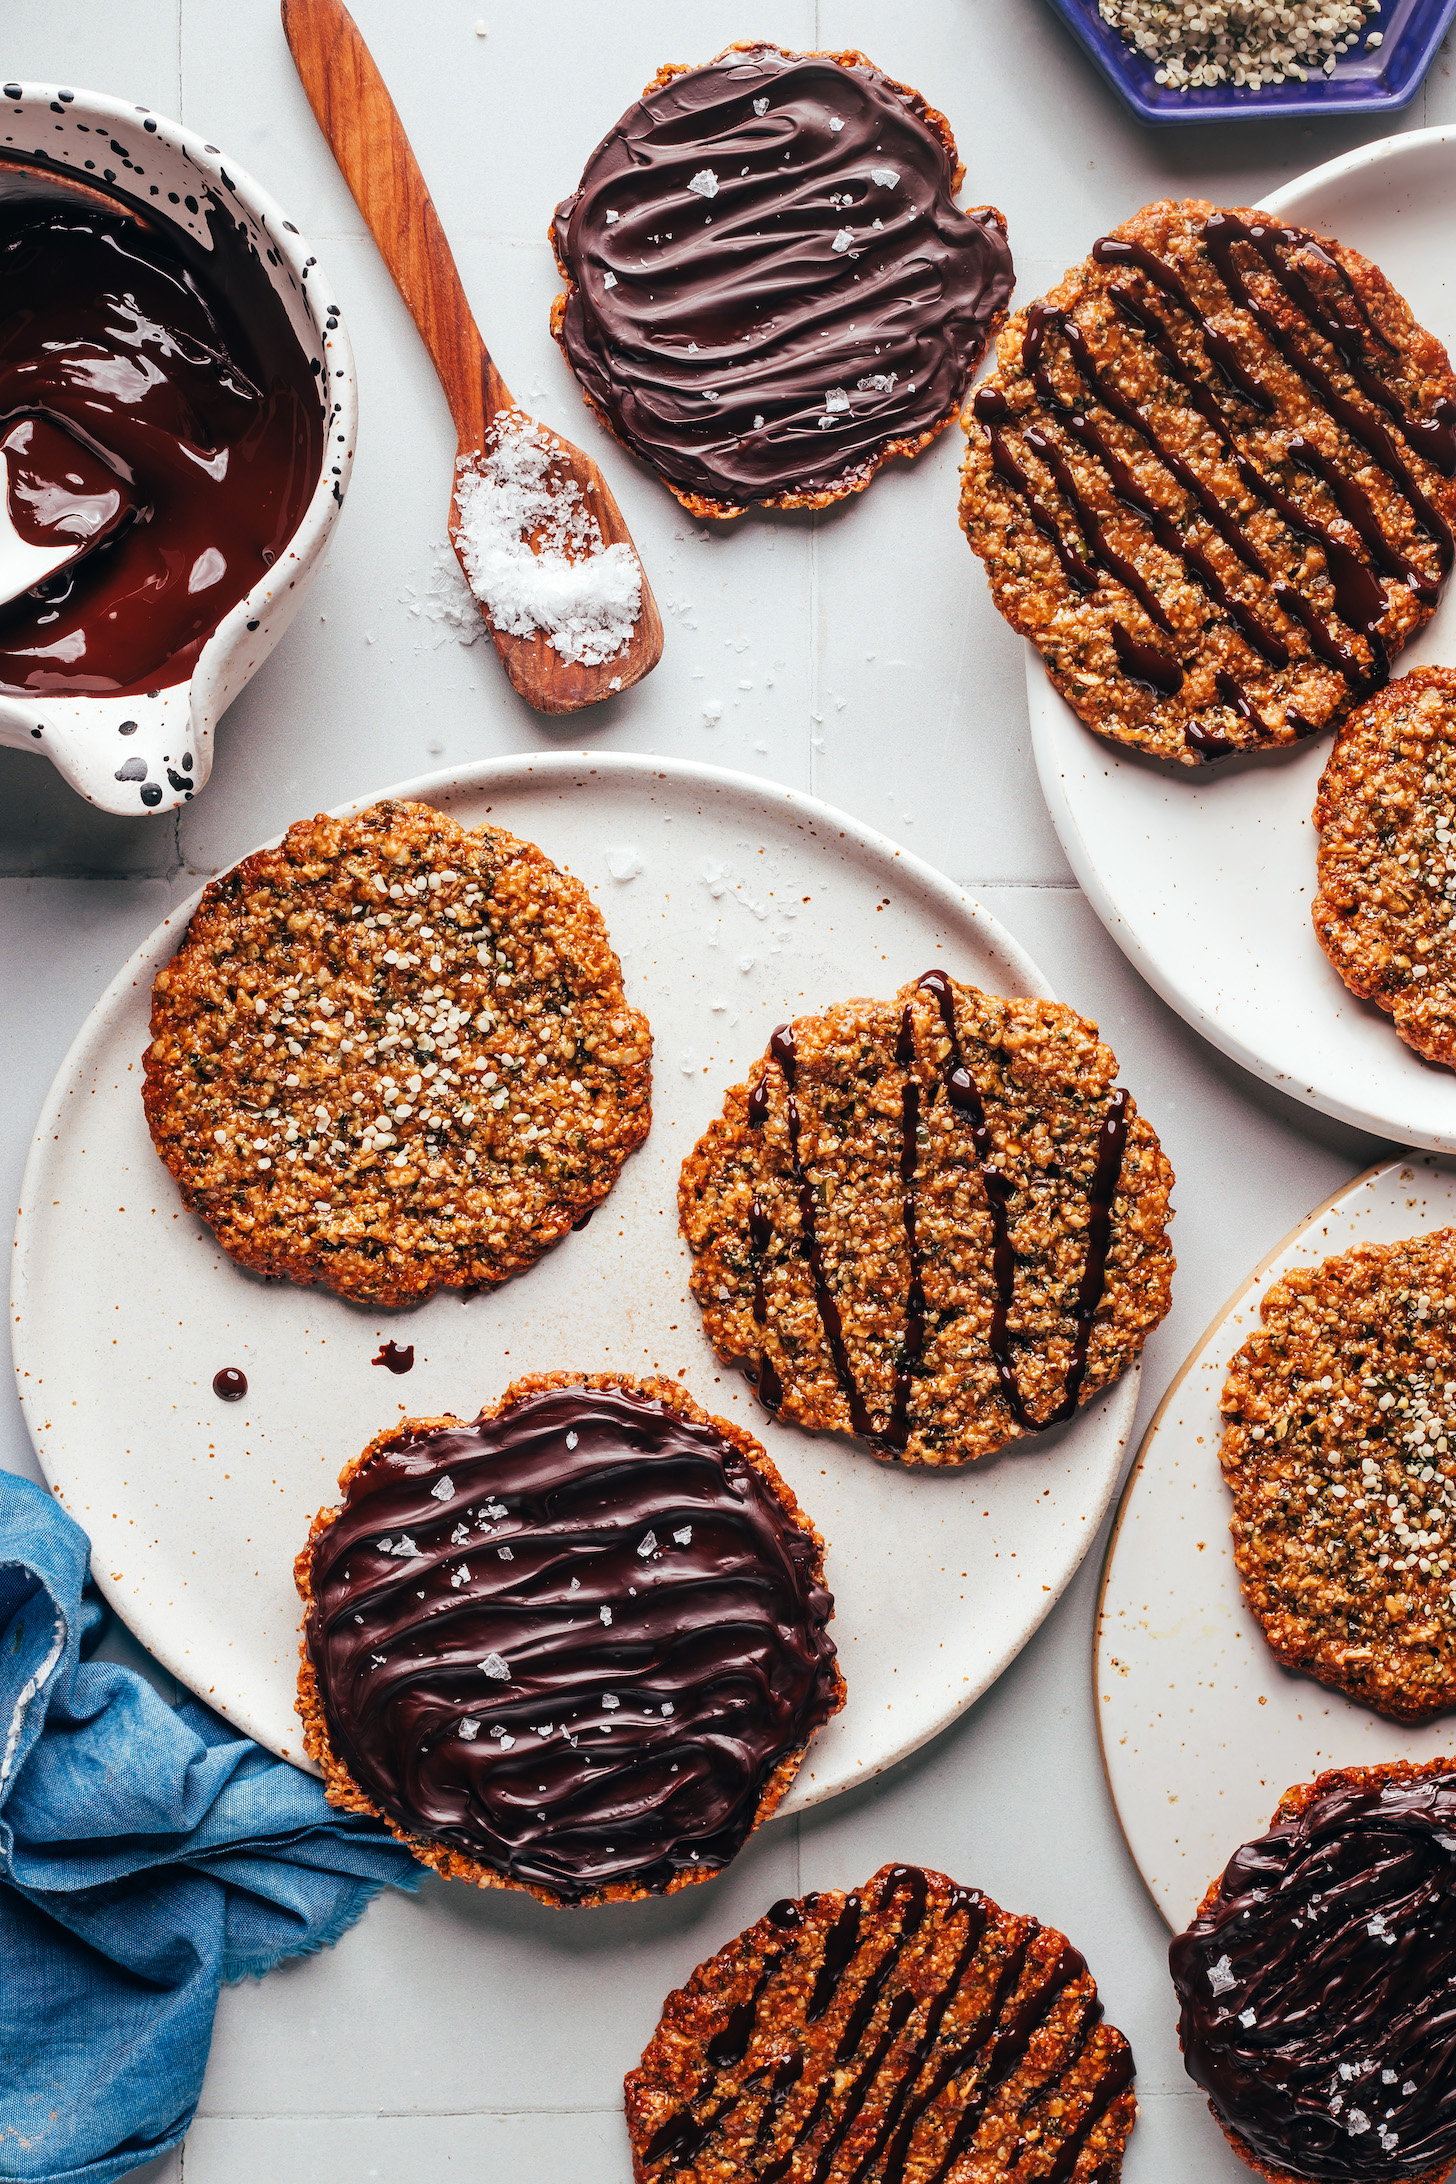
687,169 -> 719,199
831,229 -> 853,254
752,98 -> 769,115
1207,1954 -> 1237,1996
869,167 -> 899,187
430,1476 -> 455,1501
482,1652 -> 510,1680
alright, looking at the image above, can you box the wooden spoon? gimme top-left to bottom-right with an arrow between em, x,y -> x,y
281,0 -> 663,713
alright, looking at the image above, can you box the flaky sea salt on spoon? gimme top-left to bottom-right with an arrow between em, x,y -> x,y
283,0 -> 662,713
453,410 -> 642,668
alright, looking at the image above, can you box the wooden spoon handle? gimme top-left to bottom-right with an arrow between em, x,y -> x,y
281,0 -> 509,442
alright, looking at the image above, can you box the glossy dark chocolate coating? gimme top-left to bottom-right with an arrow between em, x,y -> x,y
552,45 -> 1013,509
1171,1771 -> 1456,2179
305,1383 -> 840,1900
0,161 -> 321,697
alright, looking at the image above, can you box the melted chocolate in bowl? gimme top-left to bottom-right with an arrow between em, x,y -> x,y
0,160 -> 322,698
551,45 -> 1014,511
304,1383 -> 842,1900
1171,1771 -> 1456,2179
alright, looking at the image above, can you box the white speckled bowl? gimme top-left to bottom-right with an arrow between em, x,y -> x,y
0,80 -> 354,817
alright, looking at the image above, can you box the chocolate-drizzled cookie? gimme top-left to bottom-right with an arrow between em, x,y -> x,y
1171,1761 -> 1456,2184
679,970 -> 1175,1464
626,1861 -> 1137,2182
295,1373 -> 844,1908
1314,668 -> 1456,1066
961,198 -> 1456,765
1220,1231 -> 1456,1724
143,799 -> 651,1306
550,42 -> 1013,519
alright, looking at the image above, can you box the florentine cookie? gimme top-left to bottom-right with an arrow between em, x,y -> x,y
295,1372 -> 844,1908
1220,1231 -> 1456,1724
678,968 -> 1175,1464
143,799 -> 651,1306
550,42 -> 1013,519
1314,668 -> 1456,1066
1170,1760 -> 1456,2184
960,198 -> 1456,766
625,1860 -> 1138,2183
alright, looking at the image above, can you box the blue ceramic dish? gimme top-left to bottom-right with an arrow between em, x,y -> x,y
1042,0 -> 1456,122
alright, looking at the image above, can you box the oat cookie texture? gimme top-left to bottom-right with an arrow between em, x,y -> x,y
1314,667 -> 1456,1066
961,198 -> 1456,765
625,1860 -> 1137,2182
142,799 -> 652,1305
1221,1231 -> 1456,1723
295,1372 -> 844,1908
679,969 -> 1174,1464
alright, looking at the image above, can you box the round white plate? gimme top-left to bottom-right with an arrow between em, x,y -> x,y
12,752 -> 1139,1812
1097,1150 -> 1456,1931
1029,126 -> 1456,1152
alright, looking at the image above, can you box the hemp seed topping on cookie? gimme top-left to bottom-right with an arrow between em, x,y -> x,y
1220,1231 -> 1456,1723
143,798 -> 652,1306
1314,668 -> 1456,1067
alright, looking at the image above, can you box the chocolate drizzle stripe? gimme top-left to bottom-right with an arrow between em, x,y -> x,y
753,1026 -> 876,1440
884,1004 -> 927,1453
916,970 -> 1130,1435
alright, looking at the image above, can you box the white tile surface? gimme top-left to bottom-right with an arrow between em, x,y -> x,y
2,2 -> 1436,2178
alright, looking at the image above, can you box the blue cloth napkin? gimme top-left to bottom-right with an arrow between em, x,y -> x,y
0,1472 -> 424,2184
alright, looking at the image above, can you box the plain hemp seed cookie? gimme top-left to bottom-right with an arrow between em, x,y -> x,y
1220,1231 -> 1456,1723
625,1860 -> 1137,2183
1314,667 -> 1456,1067
143,799 -> 652,1306
679,969 -> 1175,1464
1171,1760 -> 1456,2184
295,1373 -> 844,1908
960,198 -> 1456,766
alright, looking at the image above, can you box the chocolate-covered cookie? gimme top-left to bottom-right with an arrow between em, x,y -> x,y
961,198 -> 1456,765
550,42 -> 1013,519
626,1861 -> 1137,2182
679,969 -> 1175,1464
1171,1760 -> 1456,2184
295,1373 -> 844,1907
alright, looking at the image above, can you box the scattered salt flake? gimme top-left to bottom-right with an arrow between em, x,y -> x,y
824,388 -> 850,414
481,1652 -> 511,1680
452,409 -> 641,666
498,1546 -> 514,1560
1404,2081 -> 1417,2096
662,1701 -> 674,1716
430,1475 -> 455,1501
687,168 -> 719,199
605,845 -> 643,882
753,97 -> 769,115
370,1653 -> 386,1667
450,1564 -> 471,1588
1207,1955 -> 1238,1996
605,209 -> 619,223
1238,2009 -> 1256,2028
829,116 -> 844,131
600,1605 -> 613,1625
638,1530 -> 659,1558
869,166 -> 900,187
831,229 -> 853,254
1346,2110 -> 1371,2137
753,412 -> 765,428
566,1431 -> 579,1450
858,372 -> 896,393
602,1693 -> 621,1710
492,1729 -> 516,1749
450,1523 -> 470,1545
602,271 -> 617,289
674,1526 -> 693,1546
459,1717 -> 481,1740
569,1577 -> 581,1592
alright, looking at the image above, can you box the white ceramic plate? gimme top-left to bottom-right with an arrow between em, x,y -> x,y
1029,126 -> 1456,1151
1096,1150 -> 1456,1930
11,752 -> 1139,1813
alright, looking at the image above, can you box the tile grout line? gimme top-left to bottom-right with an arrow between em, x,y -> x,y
193,2105 -> 626,2122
